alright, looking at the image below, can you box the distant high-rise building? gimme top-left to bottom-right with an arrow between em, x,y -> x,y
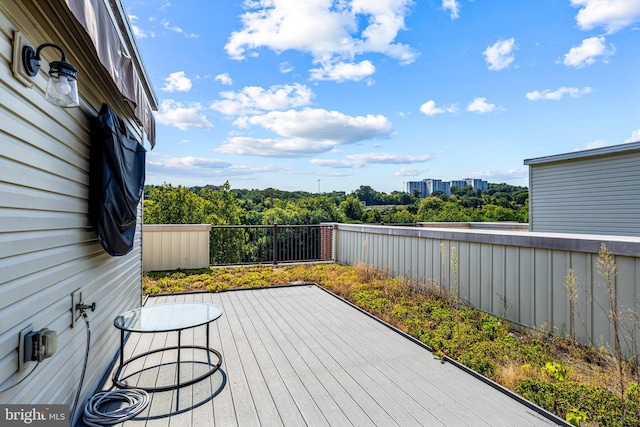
405,177 -> 488,198
465,178 -> 488,192
424,179 -> 450,196
406,181 -> 425,197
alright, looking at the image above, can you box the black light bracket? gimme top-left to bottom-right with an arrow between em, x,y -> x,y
22,43 -> 77,79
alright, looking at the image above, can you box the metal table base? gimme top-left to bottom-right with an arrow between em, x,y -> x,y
113,323 -> 222,392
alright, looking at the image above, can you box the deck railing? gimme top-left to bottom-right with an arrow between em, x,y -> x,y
209,224 -> 334,266
143,222 -> 640,353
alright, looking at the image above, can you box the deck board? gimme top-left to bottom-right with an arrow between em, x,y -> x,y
237,290 -> 331,427
231,291 -> 312,427
301,287 -> 536,427
310,289 -> 535,426
81,285 -> 564,427
277,287 -> 454,426
242,289 -> 384,427
292,287 -> 496,426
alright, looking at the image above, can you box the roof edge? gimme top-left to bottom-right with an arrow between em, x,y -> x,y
524,140 -> 640,166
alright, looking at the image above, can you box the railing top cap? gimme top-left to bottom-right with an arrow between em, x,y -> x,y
143,224 -> 212,231
334,223 -> 640,256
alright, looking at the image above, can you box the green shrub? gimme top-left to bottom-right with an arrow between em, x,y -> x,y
516,377 -> 639,427
206,282 -> 230,292
481,315 -> 507,341
144,285 -> 162,294
353,289 -> 389,311
457,342 -> 498,376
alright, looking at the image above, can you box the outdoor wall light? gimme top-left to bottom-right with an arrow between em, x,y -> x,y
22,43 -> 79,108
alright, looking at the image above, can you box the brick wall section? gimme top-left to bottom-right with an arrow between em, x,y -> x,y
320,226 -> 333,261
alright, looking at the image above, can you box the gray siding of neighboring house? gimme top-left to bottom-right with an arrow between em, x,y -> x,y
525,141 -> 640,236
0,1 -> 152,416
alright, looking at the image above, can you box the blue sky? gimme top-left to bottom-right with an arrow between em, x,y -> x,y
123,0 -> 640,193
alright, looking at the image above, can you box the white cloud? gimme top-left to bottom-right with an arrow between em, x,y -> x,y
214,73 -> 233,85
311,152 -> 431,169
217,108 -> 392,157
563,36 -> 615,68
586,140 -> 607,149
465,168 -> 528,180
505,168 -> 528,178
309,60 -> 376,82
442,0 -> 460,19
394,167 -> 426,177
280,62 -> 293,73
347,152 -> 432,164
129,15 -> 153,39
237,109 -> 392,143
161,19 -> 198,37
419,100 -> 457,116
132,26 -> 150,38
147,156 -> 285,182
162,71 -> 192,92
217,137 -> 338,158
625,129 -> 640,143
467,97 -> 498,114
525,86 -> 592,101
154,156 -> 232,169
311,159 -> 361,168
483,38 -> 516,71
211,83 -> 314,116
224,0 -> 416,82
573,140 -> 607,151
155,100 -> 213,131
571,0 -> 640,33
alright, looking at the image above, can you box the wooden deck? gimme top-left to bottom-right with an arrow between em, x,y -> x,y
84,285 -> 566,426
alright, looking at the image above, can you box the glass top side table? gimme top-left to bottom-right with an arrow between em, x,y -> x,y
113,302 -> 223,393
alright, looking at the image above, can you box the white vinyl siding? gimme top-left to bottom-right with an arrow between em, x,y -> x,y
143,225 -> 212,272
528,145 -> 640,236
0,2 -> 144,412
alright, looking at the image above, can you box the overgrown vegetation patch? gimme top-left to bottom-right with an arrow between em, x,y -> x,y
144,263 -> 640,426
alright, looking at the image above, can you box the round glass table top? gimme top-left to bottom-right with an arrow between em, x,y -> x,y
114,302 -> 223,332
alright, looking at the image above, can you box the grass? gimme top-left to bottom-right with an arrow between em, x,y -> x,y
144,263 -> 640,427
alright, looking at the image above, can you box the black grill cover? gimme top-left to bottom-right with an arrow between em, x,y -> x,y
89,104 -> 146,256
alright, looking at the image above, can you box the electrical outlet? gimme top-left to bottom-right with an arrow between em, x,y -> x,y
18,325 -> 33,371
71,290 -> 82,328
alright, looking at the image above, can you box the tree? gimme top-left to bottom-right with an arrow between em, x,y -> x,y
389,191 -> 416,205
390,209 -> 415,223
340,196 -> 365,221
352,185 -> 384,206
297,196 -> 345,223
481,204 -> 518,222
365,208 -> 383,223
200,181 -> 242,225
417,196 -> 443,212
261,206 -> 299,225
144,183 -> 206,224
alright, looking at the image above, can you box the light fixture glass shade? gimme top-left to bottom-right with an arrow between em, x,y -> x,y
44,61 -> 79,108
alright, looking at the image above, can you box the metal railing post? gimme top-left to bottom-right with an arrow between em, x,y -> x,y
273,223 -> 278,264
